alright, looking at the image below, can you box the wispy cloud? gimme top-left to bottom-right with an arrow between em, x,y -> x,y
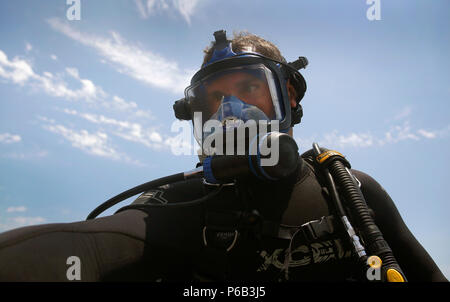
6,206 -> 27,213
393,106 -> 412,121
134,0 -> 201,24
0,49 -> 105,101
295,121 -> 450,150
47,18 -> 194,94
1,150 -> 49,160
1,48 -> 152,121
0,49 -> 153,164
62,109 -> 164,150
43,122 -> 120,160
39,116 -> 143,165
0,133 -> 21,144
1,203 -> 47,232
417,125 -> 450,139
417,129 -> 436,139
381,121 -> 419,144
0,132 -> 49,160
0,50 -> 34,85
60,108 -> 196,155
135,0 -> 149,18
25,42 -> 32,52
0,216 -> 47,232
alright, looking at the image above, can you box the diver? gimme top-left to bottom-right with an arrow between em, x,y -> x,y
0,30 -> 447,282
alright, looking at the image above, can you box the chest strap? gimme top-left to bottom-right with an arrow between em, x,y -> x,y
202,210 -> 338,251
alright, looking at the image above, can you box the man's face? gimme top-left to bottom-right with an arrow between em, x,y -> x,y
204,72 -> 276,119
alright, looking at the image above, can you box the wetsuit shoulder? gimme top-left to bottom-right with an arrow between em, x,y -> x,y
281,159 -> 334,226
130,178 -> 206,206
351,169 -> 448,282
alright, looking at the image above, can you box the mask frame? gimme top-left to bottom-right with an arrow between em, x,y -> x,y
173,30 -> 308,142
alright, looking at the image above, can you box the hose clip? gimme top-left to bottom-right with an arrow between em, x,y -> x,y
315,150 -> 351,169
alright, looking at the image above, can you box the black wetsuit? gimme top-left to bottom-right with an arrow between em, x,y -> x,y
0,151 -> 447,282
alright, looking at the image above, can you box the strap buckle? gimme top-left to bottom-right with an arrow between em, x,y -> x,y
301,216 -> 335,243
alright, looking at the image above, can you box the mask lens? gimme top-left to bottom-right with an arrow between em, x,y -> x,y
186,64 -> 284,143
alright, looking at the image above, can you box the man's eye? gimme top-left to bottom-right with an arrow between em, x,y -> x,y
210,92 -> 225,102
243,84 -> 259,94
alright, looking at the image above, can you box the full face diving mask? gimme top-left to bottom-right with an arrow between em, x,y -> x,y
173,30 -> 308,151
187,63 -> 284,143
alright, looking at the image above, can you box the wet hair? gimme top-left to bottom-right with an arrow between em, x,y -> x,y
202,31 -> 286,66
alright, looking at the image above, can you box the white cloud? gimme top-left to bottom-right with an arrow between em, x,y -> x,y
0,50 -> 34,85
43,122 -> 121,160
382,121 -> 420,144
134,109 -> 154,120
62,108 -> 78,115
12,216 -> 46,225
417,125 -> 450,140
110,95 -> 138,111
417,129 -> 437,139
61,108 -> 169,155
150,131 -> 163,143
47,18 -> 194,94
0,216 -> 47,232
65,67 -> 79,78
135,0 -> 149,18
134,0 -> 200,24
1,49 -> 153,133
107,97 -> 154,119
6,206 -> 27,213
40,117 -> 143,165
394,106 -> 412,121
0,49 -> 105,101
172,0 -> 200,24
322,131 -> 374,148
38,71 -> 105,101
37,73 -> 103,101
2,150 -> 49,160
43,71 -> 53,78
0,133 -> 21,144
295,121 -> 449,150
50,54 -> 58,61
25,42 -> 32,52
62,109 -> 165,150
37,116 -> 56,124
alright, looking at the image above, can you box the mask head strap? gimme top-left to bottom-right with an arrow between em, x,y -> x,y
203,30 -> 237,67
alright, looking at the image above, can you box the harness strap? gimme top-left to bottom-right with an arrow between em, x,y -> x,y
203,210 -> 338,250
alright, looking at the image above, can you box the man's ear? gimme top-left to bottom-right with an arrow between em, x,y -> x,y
287,80 -> 297,108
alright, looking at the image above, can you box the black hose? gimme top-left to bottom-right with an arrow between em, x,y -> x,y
86,172 -> 185,220
328,159 -> 406,280
114,185 -> 224,214
312,144 -> 367,267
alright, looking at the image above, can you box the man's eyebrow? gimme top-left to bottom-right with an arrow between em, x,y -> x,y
235,78 -> 261,89
206,88 -> 225,95
206,89 -> 225,101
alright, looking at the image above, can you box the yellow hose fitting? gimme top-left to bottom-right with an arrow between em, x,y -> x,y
386,268 -> 405,282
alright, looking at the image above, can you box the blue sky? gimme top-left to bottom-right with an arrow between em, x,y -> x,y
0,0 -> 449,279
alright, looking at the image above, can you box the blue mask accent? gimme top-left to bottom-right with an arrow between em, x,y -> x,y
204,43 -> 261,67
210,95 -> 271,124
205,43 -> 237,66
